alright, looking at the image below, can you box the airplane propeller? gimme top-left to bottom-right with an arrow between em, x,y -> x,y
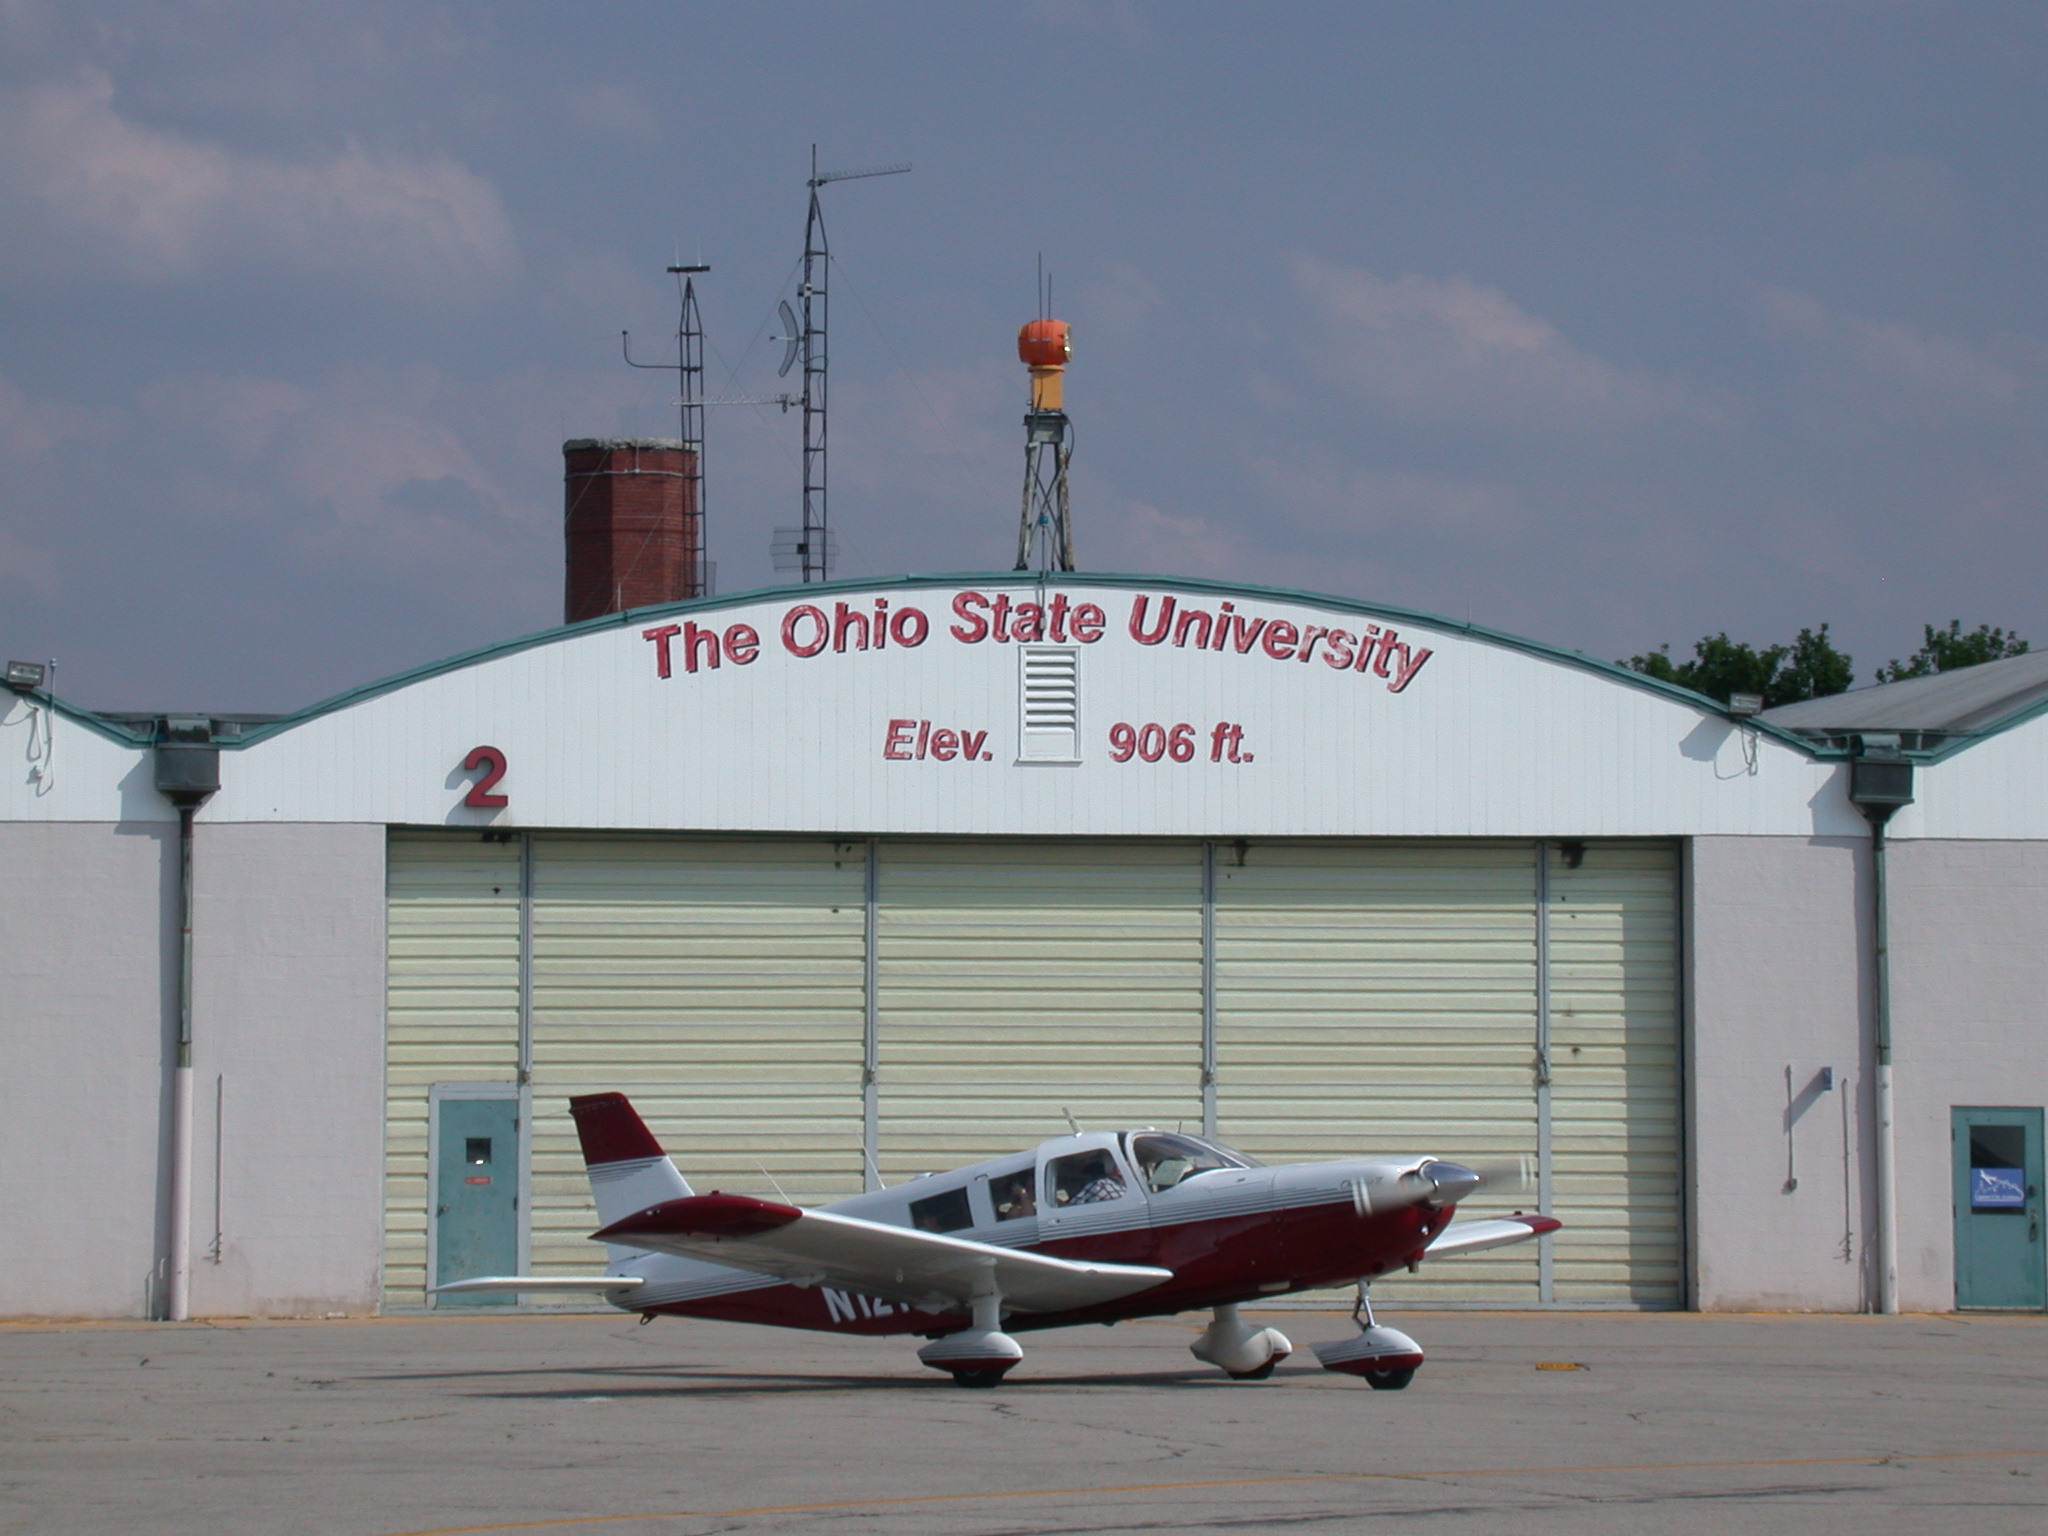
1363,1154 -> 1533,1215
1469,1155 -> 1536,1194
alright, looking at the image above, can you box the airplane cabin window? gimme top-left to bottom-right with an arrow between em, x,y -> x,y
1048,1149 -> 1128,1207
1129,1132 -> 1247,1192
908,1186 -> 973,1233
988,1169 -> 1036,1221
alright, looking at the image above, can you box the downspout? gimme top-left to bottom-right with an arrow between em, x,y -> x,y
1848,736 -> 1913,1316
155,721 -> 220,1322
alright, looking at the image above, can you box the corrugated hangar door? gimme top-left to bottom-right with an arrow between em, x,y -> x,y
388,831 -> 1678,1310
1211,839 -> 1681,1307
384,832 -> 523,1309
1213,841 -> 1545,1305
874,839 -> 1206,1179
526,836 -> 868,1277
1544,841 -> 1683,1305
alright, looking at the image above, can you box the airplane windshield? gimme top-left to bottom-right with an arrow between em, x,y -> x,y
1128,1132 -> 1254,1193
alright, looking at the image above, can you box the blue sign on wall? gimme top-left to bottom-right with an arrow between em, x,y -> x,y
1971,1167 -> 2027,1209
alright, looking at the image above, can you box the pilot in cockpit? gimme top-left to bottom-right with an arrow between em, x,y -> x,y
1052,1150 -> 1127,1206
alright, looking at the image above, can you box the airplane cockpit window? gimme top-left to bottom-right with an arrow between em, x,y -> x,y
908,1186 -> 973,1233
1048,1149 -> 1128,1207
1129,1132 -> 1250,1193
988,1169 -> 1036,1221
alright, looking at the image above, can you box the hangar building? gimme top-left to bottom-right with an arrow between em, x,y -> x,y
4,532 -> 2046,1321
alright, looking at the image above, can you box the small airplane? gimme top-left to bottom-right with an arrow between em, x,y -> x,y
437,1093 -> 1559,1388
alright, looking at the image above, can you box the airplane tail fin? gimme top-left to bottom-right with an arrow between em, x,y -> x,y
568,1092 -> 693,1229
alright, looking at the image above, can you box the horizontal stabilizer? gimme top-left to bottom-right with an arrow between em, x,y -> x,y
430,1276 -> 646,1295
1422,1213 -> 1561,1261
593,1193 -> 1172,1314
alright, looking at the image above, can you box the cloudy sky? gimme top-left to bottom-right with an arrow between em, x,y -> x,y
2,2 -> 2043,712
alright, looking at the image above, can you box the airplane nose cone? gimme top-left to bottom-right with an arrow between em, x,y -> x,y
1415,1159 -> 1481,1208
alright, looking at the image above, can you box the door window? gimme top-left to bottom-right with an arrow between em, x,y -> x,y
1970,1125 -> 2028,1210
1047,1149 -> 1129,1208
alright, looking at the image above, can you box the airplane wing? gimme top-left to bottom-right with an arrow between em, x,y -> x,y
1421,1213 -> 1561,1260
429,1276 -> 646,1296
593,1193 -> 1172,1314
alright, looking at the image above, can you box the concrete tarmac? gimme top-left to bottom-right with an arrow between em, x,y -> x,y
2,1309 -> 2044,1536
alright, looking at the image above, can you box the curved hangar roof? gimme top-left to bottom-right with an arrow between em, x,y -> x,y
9,574 -> 1881,838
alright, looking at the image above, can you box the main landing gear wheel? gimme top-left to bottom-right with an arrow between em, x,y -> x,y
918,1294 -> 1023,1387
1364,1366 -> 1415,1391
1191,1303 -> 1293,1381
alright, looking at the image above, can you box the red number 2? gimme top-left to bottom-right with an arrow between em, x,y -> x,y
462,745 -> 509,808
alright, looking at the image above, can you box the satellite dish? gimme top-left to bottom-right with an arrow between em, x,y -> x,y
777,301 -> 801,378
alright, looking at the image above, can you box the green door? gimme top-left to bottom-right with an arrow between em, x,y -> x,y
1952,1107 -> 2044,1311
434,1096 -> 520,1307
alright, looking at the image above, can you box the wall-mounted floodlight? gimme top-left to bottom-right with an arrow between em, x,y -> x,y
1727,693 -> 1764,717
5,660 -> 47,690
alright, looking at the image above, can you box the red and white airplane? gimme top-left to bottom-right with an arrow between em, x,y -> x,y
437,1092 -> 1559,1388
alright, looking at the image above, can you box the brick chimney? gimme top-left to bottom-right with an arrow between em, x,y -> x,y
562,438 -> 702,623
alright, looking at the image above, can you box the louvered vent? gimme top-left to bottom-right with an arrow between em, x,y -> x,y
1018,646 -> 1081,762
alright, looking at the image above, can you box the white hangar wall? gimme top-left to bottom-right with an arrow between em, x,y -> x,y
1687,836 -> 1872,1311
1902,706 -> 2048,840
0,821 -> 174,1317
4,576 -> 2044,1320
200,581 -> 1849,838
1887,838 -> 2048,1311
183,824 -> 388,1317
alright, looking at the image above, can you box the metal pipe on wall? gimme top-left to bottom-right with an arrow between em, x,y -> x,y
154,724 -> 218,1323
1846,739 -> 1912,1316
1200,842 -> 1218,1140
863,839 -> 881,1190
1871,820 -> 1898,1314
1534,841 -> 1555,1305
167,803 -> 196,1321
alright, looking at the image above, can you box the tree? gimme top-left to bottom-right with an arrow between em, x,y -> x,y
1875,621 -> 2029,683
1623,624 -> 1854,708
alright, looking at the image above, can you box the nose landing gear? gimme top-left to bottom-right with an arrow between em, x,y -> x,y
1311,1283 -> 1425,1389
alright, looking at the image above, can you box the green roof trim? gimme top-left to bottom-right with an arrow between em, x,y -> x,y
2,688 -> 155,746
76,572 -> 1839,757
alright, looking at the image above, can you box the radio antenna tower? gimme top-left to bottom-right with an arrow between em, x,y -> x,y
775,147 -> 909,583
622,260 -> 711,595
1014,261 -> 1075,572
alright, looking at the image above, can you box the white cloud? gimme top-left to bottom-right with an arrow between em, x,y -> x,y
1093,498 -> 1248,578
0,69 -> 516,285
1285,256 -> 1725,434
129,364 -> 555,587
1756,285 -> 2028,403
1246,455 -> 1531,541
0,370 -> 96,461
1075,260 -> 1166,341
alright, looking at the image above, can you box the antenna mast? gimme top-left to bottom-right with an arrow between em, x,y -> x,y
779,148 -> 909,583
622,261 -> 712,595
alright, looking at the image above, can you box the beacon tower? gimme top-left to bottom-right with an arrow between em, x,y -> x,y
1013,317 -> 1075,572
